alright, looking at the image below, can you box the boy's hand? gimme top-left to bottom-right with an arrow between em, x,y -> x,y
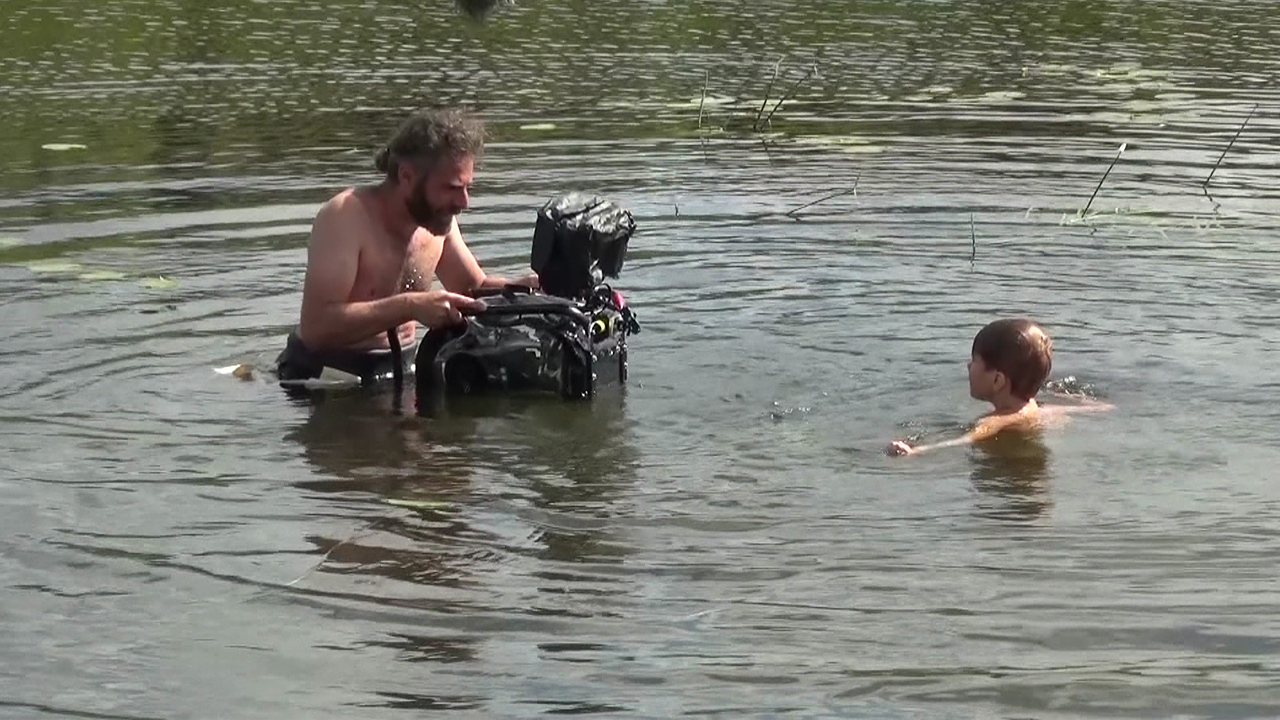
887,440 -> 915,456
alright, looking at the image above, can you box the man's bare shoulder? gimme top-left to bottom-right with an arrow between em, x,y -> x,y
312,187 -> 376,240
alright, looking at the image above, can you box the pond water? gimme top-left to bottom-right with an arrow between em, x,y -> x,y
3,1 -> 1280,718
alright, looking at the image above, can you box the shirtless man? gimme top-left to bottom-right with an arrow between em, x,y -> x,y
276,108 -> 538,383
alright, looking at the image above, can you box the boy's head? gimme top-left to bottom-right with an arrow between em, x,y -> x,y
968,318 -> 1053,403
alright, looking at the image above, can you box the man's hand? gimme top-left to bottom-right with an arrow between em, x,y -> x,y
410,289 -> 487,328
475,271 -> 541,293
511,271 -> 540,289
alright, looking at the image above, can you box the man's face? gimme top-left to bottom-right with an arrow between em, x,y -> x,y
402,155 -> 474,235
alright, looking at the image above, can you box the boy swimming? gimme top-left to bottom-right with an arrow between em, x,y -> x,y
889,318 -> 1112,456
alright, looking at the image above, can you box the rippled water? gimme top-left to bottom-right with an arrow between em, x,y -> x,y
4,1 -> 1280,718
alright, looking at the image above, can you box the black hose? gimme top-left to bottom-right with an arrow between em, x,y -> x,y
387,327 -> 403,396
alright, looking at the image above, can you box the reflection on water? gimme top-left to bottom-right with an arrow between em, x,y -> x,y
969,430 -> 1053,522
283,383 -> 641,591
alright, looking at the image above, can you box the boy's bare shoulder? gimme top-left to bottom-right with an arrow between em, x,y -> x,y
979,409 -> 1038,435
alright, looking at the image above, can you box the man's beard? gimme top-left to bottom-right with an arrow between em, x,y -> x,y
405,179 -> 454,234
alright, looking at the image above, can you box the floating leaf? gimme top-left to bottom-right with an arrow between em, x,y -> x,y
793,134 -> 874,147
41,143 -> 87,151
1026,63 -> 1080,77
791,135 -> 886,155
385,498 -> 453,511
972,90 -> 1026,103
518,123 -> 556,131
902,85 -> 953,101
23,260 -> 83,274
77,269 -> 127,282
664,94 -> 737,109
138,275 -> 178,290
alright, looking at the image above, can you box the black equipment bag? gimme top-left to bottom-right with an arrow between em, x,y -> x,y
414,194 -> 639,403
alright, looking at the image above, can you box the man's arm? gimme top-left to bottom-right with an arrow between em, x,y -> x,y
435,217 -> 538,294
298,198 -> 417,350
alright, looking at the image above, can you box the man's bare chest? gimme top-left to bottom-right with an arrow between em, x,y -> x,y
351,235 -> 443,300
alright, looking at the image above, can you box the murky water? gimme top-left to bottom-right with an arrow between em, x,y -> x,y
4,1 -> 1280,718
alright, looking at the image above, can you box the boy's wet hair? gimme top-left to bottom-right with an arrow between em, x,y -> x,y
972,318 -> 1053,400
374,108 -> 486,181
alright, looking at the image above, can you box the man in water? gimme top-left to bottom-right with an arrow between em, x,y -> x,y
276,108 -> 538,383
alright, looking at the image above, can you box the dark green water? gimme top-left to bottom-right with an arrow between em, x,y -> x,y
3,1 -> 1280,718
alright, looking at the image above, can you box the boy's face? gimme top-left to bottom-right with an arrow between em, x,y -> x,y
968,353 -> 1003,401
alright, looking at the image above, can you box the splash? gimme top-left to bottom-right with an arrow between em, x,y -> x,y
1044,375 -> 1099,398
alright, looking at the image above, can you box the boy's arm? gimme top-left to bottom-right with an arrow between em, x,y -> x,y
1064,397 -> 1115,412
1047,390 -> 1116,413
889,418 -> 1000,456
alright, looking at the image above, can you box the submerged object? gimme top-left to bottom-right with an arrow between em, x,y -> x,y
453,0 -> 513,20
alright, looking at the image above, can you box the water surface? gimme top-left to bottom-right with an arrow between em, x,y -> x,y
3,1 -> 1280,718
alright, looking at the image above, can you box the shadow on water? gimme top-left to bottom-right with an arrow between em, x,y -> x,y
968,429 -> 1054,522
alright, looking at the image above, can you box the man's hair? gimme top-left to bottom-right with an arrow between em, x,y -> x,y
374,108 -> 485,181
972,318 -> 1053,400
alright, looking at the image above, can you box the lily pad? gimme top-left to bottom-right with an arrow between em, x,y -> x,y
973,90 -> 1026,103
1024,63 -> 1080,77
902,85 -> 954,101
519,123 -> 557,131
77,269 -> 127,282
41,143 -> 88,151
791,135 -> 886,154
138,275 -> 178,290
23,260 -> 84,274
665,94 -> 737,109
384,498 -> 453,511
793,134 -> 873,146
1096,64 -> 1167,81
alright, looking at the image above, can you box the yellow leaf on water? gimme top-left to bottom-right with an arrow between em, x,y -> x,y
138,275 -> 178,290
41,143 -> 88,151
